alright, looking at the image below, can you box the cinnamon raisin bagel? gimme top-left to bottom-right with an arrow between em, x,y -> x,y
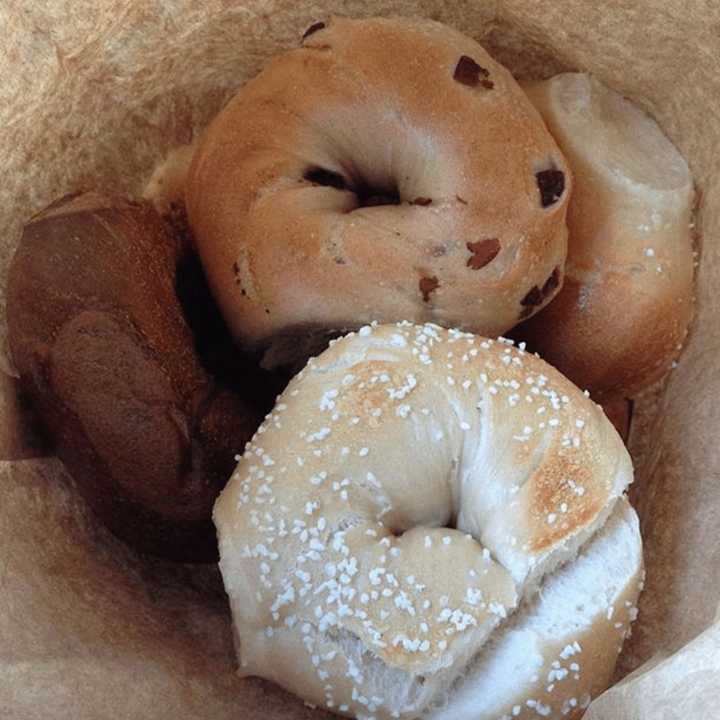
186,17 -> 571,368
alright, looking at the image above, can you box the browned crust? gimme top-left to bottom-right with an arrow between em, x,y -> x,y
515,75 -> 694,399
520,272 -> 693,398
186,16 -> 571,367
7,192 -> 265,561
214,323 -> 634,718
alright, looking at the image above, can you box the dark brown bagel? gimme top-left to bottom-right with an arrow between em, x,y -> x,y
7,191 -> 271,561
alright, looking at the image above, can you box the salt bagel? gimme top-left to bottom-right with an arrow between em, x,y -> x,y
517,73 -> 695,398
214,322 -> 640,719
186,17 -> 571,368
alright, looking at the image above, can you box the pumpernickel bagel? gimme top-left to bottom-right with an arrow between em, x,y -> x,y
7,191 -> 267,561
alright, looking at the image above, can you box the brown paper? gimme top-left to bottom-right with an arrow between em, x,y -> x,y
2,1 -> 719,717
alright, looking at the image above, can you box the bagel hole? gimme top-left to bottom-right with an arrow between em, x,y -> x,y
304,166 -> 347,190
304,165 -> 401,209
354,180 -> 401,208
387,514 -> 460,538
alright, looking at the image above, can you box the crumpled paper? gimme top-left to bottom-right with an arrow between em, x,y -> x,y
1,1 -> 719,718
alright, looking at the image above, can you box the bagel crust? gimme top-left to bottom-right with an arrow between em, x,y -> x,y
517,73 -> 695,398
186,17 -> 571,367
7,192 -> 264,561
214,323 -> 638,719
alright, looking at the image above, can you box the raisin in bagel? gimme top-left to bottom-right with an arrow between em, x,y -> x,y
7,191 -> 267,561
517,73 -> 695,398
214,322 -> 642,719
186,17 -> 571,368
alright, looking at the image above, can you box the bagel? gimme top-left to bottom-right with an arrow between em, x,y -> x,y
186,17 -> 571,368
516,73 -> 694,398
7,191 -> 267,561
214,322 -> 641,719
428,497 -> 642,720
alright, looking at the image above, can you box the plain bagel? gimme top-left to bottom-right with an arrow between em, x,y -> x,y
517,73 -> 695,398
186,17 -> 571,368
214,322 -> 641,719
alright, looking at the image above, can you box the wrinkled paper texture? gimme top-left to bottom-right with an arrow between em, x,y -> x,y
1,1 -> 719,718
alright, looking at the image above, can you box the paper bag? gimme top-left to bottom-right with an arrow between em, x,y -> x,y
2,1 -> 719,717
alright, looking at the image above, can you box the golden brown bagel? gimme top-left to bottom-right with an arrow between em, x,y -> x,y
186,17 -> 571,368
214,323 -> 641,719
517,73 -> 694,398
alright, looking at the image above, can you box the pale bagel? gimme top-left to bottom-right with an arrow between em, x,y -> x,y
214,323 -> 640,719
186,17 -> 571,368
518,73 -> 694,398
428,497 -> 642,720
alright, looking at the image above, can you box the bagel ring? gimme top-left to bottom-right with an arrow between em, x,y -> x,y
517,73 -> 695,398
214,322 -> 641,719
186,17 -> 571,367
